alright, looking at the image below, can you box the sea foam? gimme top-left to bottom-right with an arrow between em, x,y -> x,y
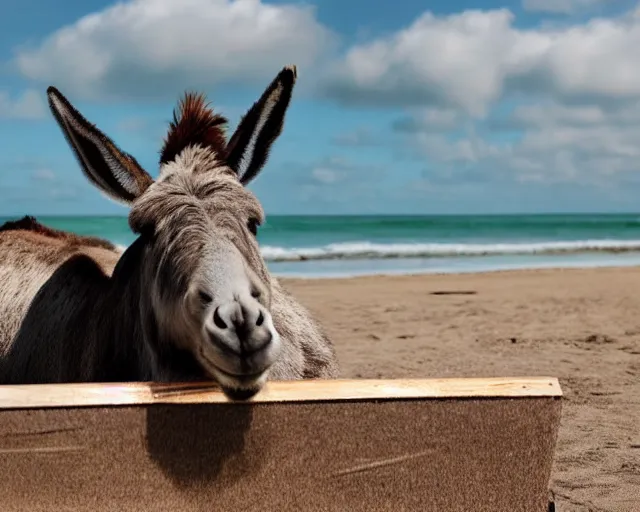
259,239 -> 640,262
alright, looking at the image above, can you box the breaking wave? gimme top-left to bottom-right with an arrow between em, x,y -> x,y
260,240 -> 640,262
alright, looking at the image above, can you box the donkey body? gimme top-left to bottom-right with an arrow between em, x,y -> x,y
0,66 -> 339,399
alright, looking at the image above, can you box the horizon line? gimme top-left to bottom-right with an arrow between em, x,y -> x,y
3,212 -> 640,218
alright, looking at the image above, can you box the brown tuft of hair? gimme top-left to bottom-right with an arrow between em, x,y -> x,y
0,216 -> 117,251
159,92 -> 229,165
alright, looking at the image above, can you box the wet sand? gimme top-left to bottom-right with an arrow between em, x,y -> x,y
280,266 -> 640,512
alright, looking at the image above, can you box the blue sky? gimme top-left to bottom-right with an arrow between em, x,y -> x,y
2,0 -> 640,216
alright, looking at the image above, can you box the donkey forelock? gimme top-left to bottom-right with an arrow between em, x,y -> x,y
159,92 -> 229,166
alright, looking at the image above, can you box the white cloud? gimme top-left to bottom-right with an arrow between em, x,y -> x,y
321,7 -> 640,116
321,9 -> 521,117
116,117 -> 149,133
315,4 -> 640,189
407,99 -> 640,187
31,169 -> 56,181
307,156 -> 375,185
393,107 -> 465,133
311,167 -> 340,184
523,0 -> 612,14
12,1 -> 640,197
15,0 -> 334,100
18,2 -> 640,115
331,127 -> 381,147
48,187 -> 79,200
0,89 -> 46,119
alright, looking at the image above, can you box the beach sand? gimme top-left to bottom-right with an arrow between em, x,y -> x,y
280,266 -> 640,512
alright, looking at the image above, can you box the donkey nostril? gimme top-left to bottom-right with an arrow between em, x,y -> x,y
213,307 -> 228,329
256,310 -> 264,327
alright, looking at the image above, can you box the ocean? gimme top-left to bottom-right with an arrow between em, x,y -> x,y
4,213 -> 640,278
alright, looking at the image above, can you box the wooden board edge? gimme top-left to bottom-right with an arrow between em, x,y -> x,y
0,376 -> 562,409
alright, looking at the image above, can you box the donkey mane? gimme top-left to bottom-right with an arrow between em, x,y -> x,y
0,216 -> 117,251
160,92 -> 229,165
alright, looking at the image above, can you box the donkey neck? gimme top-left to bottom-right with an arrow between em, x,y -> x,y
106,235 -> 207,382
94,236 -> 154,381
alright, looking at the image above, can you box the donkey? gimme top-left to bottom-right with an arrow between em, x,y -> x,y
0,65 -> 339,400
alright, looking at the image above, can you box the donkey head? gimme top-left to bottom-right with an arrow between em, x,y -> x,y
46,66 -> 298,399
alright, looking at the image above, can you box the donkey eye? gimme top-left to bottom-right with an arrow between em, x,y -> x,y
198,291 -> 213,304
247,218 -> 259,236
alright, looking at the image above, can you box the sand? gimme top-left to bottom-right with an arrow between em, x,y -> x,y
280,266 -> 640,512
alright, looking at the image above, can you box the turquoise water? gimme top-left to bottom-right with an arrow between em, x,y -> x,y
4,214 -> 640,277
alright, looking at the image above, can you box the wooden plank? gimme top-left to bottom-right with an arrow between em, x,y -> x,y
0,378 -> 563,512
0,376 -> 561,408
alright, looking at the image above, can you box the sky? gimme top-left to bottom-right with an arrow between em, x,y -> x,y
2,0 -> 640,216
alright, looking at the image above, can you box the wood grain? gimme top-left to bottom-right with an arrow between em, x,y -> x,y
0,376 -> 562,409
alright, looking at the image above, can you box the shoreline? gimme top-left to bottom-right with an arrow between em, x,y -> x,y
272,258 -> 640,280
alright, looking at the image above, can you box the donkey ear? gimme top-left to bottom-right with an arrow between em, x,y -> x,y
224,65 -> 297,185
46,86 -> 154,205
